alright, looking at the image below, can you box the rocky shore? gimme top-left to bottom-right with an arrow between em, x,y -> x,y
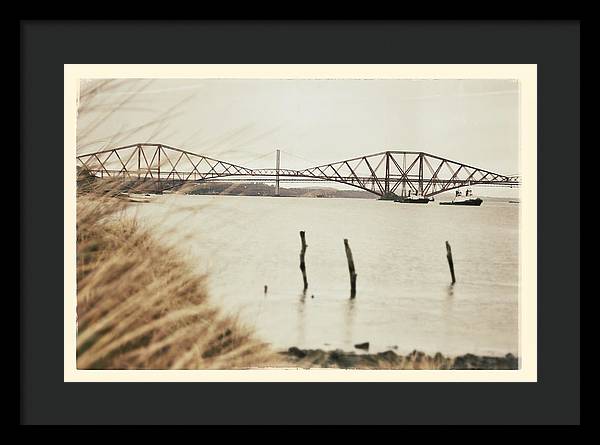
282,347 -> 518,370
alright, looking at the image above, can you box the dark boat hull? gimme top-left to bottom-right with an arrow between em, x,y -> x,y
394,198 -> 431,204
440,198 -> 483,206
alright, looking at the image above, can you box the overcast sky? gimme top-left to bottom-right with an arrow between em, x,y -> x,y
78,78 -> 520,190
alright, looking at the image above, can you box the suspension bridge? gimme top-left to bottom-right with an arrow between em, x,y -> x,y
76,143 -> 520,198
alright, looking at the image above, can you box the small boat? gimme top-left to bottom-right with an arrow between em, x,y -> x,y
394,192 -> 433,204
118,192 -> 153,203
440,189 -> 483,206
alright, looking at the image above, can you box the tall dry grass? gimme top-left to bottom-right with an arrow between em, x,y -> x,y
75,79 -> 282,370
76,188 -> 278,369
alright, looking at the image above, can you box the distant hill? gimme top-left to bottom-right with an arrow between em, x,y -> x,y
187,182 -> 377,199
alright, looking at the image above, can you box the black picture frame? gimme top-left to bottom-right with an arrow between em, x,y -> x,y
20,20 -> 580,425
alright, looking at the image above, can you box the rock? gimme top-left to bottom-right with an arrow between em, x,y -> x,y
377,350 -> 399,363
354,342 -> 370,350
452,353 -> 519,370
504,353 -> 519,369
288,347 -> 307,358
327,349 -> 356,368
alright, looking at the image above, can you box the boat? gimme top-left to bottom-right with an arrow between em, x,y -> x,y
118,192 -> 153,203
394,191 -> 433,204
440,189 -> 483,206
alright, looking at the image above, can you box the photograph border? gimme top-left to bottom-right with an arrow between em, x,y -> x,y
21,20 -> 579,425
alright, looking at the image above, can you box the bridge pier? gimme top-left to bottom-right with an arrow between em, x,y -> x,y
275,149 -> 280,197
385,151 -> 390,195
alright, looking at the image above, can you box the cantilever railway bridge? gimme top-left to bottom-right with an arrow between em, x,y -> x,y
76,143 -> 520,198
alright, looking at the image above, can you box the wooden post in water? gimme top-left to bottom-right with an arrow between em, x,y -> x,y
299,231 -> 308,291
344,239 -> 357,299
445,241 -> 456,284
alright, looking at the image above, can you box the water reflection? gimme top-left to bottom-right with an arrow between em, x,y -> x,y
442,284 -> 455,316
344,298 -> 356,348
296,292 -> 306,347
441,284 -> 456,346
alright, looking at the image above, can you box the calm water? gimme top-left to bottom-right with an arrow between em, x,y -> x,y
130,194 -> 519,357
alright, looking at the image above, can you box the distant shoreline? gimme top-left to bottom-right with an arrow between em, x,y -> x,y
184,191 -> 519,202
78,171 -> 518,201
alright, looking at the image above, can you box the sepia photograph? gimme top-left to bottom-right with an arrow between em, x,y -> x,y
66,65 -> 536,379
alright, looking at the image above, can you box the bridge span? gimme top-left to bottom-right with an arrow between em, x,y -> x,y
76,143 -> 519,198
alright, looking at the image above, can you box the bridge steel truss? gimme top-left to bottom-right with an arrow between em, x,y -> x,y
297,151 -> 519,198
76,143 -> 519,198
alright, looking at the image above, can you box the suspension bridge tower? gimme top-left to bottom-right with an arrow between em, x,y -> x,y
275,149 -> 281,197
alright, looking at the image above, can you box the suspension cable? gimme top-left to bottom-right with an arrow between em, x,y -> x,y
241,150 -> 278,165
279,150 -> 319,166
